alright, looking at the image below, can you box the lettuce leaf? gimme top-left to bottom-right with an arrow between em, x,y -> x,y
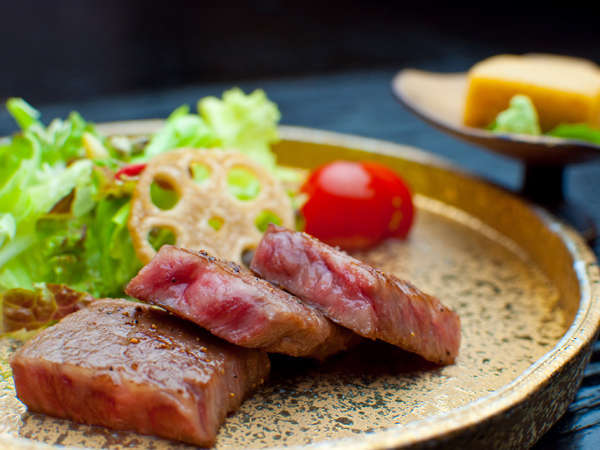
199,88 -> 280,170
135,105 -> 219,162
0,100 -> 126,298
6,98 -> 40,130
1,284 -> 92,334
547,123 -> 600,145
0,103 -> 97,287
488,95 -> 600,146
489,95 -> 541,135
7,98 -> 98,166
81,197 -> 142,297
0,214 -> 15,248
132,88 -> 283,172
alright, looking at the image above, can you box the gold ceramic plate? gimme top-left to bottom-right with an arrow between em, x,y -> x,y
1,124 -> 599,449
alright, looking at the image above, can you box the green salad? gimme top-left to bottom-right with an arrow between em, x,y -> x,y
488,94 -> 600,145
0,88 -> 286,334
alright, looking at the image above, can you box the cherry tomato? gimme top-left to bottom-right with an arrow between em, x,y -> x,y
300,161 -> 414,250
115,163 -> 147,180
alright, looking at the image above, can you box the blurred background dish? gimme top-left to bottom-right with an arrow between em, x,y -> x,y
392,68 -> 600,165
392,68 -> 600,241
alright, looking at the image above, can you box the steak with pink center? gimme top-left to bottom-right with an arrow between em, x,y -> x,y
126,245 -> 358,358
251,225 -> 461,365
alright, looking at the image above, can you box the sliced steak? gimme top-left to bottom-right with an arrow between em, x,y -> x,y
10,299 -> 270,447
251,225 -> 461,365
125,245 -> 358,359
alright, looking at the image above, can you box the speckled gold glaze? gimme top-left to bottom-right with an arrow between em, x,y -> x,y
1,124 -> 598,449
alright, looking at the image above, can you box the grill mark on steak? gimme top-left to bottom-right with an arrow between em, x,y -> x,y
9,299 -> 270,447
126,245 -> 359,359
250,225 -> 461,365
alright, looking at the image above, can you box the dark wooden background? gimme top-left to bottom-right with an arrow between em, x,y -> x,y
2,1 -> 600,105
1,2 -> 599,448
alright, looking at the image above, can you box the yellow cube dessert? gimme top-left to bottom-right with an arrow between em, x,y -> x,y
463,54 -> 600,132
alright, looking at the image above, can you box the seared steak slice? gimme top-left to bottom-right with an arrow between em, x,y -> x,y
10,299 -> 269,447
126,245 -> 358,359
251,225 -> 461,365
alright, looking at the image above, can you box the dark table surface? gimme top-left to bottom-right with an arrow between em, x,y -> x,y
1,69 -> 599,448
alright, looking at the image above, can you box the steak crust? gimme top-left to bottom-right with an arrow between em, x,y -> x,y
10,299 -> 270,447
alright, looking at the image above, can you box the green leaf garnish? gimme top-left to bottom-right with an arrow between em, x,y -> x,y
488,94 -> 600,146
547,123 -> 600,145
488,95 -> 541,135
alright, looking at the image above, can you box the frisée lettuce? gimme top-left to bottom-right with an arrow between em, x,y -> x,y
0,88 -> 286,332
